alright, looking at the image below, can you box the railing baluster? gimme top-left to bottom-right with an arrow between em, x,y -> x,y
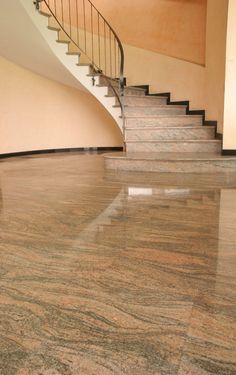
61,0 -> 64,27
104,21 -> 107,76
114,38 -> 117,79
68,0 -> 72,37
98,13 -> 101,69
91,4 -> 94,65
83,0 -> 87,54
76,0 -> 79,46
53,0 -> 56,15
109,29 -> 112,78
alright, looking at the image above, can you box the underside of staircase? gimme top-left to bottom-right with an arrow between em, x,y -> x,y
29,1 -> 236,173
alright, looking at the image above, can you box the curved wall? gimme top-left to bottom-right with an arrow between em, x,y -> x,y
0,56 -> 122,154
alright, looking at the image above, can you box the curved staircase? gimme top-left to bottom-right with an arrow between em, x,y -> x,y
25,0 -> 236,173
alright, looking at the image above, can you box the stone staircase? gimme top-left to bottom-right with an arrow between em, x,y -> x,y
103,86 -> 236,173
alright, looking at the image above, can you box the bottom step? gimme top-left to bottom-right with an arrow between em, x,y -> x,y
104,152 -> 236,173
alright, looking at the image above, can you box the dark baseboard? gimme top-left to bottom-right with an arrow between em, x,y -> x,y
0,147 -> 123,159
216,133 -> 223,140
222,150 -> 236,156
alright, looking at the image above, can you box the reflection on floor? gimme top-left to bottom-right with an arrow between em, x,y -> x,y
0,153 -> 235,375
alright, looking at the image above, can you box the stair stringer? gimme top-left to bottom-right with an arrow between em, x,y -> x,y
19,0 -> 123,131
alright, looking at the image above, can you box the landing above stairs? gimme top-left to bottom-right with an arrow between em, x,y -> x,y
104,152 -> 236,173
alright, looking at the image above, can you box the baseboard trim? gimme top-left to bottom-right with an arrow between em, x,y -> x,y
0,147 -> 123,159
222,150 -> 236,156
216,133 -> 223,140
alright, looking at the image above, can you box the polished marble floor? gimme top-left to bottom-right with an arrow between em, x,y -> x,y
0,152 -> 235,375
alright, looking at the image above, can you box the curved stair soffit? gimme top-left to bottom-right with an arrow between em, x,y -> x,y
0,1 -> 86,91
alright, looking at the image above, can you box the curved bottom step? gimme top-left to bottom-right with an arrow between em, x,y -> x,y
104,152 -> 236,173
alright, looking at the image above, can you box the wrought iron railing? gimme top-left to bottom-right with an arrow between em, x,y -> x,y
34,0 -> 125,104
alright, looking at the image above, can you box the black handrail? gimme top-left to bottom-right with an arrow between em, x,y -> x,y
34,0 -> 125,101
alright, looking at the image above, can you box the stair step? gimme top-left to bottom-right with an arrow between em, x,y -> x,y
66,51 -> 80,56
48,26 -> 61,31
101,86 -> 146,97
125,115 -> 203,127
104,152 -> 236,173
98,76 -> 119,86
57,29 -> 71,42
124,105 -> 187,116
56,39 -> 70,44
38,10 -> 51,17
108,86 -> 145,96
114,95 -> 167,106
126,140 -> 222,153
68,42 -> 81,53
48,17 -> 61,29
125,126 -> 215,141
39,2 -> 51,16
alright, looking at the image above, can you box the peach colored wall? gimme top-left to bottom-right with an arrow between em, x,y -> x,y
124,44 -> 206,110
205,0 -> 228,133
92,0 -> 207,65
0,55 -> 122,154
223,0 -> 236,150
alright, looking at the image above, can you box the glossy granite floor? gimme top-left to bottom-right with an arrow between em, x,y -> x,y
0,153 -> 235,375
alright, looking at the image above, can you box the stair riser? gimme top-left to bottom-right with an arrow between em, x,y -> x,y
115,96 -> 167,106
105,158 -> 236,173
107,86 -> 146,97
125,117 -> 203,127
40,2 -> 51,15
125,107 -> 186,116
126,142 -> 221,153
126,128 -> 215,141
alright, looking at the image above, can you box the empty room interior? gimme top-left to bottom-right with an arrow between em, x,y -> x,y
0,0 -> 235,374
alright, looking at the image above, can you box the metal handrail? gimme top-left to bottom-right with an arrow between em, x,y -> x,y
34,0 -> 125,108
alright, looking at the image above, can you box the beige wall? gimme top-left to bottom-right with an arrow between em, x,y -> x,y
124,43 -> 206,110
0,56 -> 122,154
205,0 -> 228,133
223,0 -> 236,149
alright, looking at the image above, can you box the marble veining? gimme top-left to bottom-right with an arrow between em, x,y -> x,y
0,153 -> 235,374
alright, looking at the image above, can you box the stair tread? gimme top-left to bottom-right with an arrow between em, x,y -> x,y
125,105 -> 186,109
124,115 -> 203,119
126,126 -> 215,130
56,40 -> 70,44
105,152 -> 235,161
66,52 -> 80,55
39,10 -> 51,17
77,63 -> 93,66
106,94 -> 167,99
96,84 -> 146,92
127,140 -> 221,143
48,26 -> 61,31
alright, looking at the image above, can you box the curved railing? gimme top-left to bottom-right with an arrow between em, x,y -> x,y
34,0 -> 125,103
